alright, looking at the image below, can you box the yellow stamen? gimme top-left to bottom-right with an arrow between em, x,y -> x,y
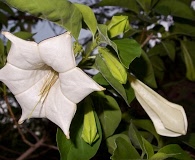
28,69 -> 58,119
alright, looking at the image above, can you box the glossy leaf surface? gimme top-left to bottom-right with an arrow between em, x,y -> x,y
57,101 -> 102,160
4,0 -> 82,38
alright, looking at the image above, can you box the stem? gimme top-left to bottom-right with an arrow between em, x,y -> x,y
79,39 -> 98,66
16,137 -> 45,160
139,28 -> 147,44
3,84 -> 34,146
141,33 -> 153,48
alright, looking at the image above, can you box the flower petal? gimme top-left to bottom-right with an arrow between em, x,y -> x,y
60,67 -> 105,103
130,76 -> 187,137
16,79 -> 76,139
43,80 -> 76,139
15,74 -> 53,122
0,63 -> 49,95
135,93 -> 185,137
2,31 -> 44,69
39,32 -> 76,72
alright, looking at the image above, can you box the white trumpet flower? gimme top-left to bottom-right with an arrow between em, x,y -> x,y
129,76 -> 188,137
0,32 -> 104,139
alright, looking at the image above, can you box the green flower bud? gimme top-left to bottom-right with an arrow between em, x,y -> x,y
107,16 -> 130,38
81,98 -> 99,145
99,47 -> 127,84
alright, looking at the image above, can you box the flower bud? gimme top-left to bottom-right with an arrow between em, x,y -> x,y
129,75 -> 188,137
99,47 -> 127,84
107,16 -> 130,38
81,99 -> 99,145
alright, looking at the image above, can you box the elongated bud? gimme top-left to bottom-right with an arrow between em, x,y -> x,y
99,47 -> 127,84
81,98 -> 99,145
107,16 -> 130,38
129,75 -> 188,137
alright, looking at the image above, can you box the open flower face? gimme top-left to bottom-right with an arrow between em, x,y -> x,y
129,76 -> 188,137
0,32 -> 104,139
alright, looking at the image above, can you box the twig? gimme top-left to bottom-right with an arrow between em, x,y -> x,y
27,148 -> 51,159
141,33 -> 153,48
3,91 -> 34,146
16,137 -> 45,160
139,28 -> 146,44
41,143 -> 58,150
0,155 -> 15,160
22,126 -> 39,142
0,145 -> 21,155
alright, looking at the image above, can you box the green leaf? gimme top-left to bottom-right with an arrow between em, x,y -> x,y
0,39 -> 5,68
95,54 -> 129,105
130,50 -> 157,88
74,3 -> 97,37
6,31 -> 34,52
107,16 -> 130,38
179,0 -> 192,5
0,39 -> 4,55
111,137 -> 141,160
148,41 -> 176,60
151,144 -> 192,160
97,0 -> 139,14
142,137 -> 154,159
162,41 -> 176,61
150,56 -> 165,80
132,119 -> 163,147
169,22 -> 195,37
129,122 -> 155,158
93,73 -> 109,86
182,133 -> 195,149
136,0 -> 151,12
113,38 -> 142,68
97,24 -> 118,52
150,56 -> 165,72
124,82 -> 135,104
81,97 -> 99,145
147,43 -> 165,57
0,1 -> 14,15
106,133 -> 130,154
129,122 -> 144,151
98,25 -> 142,70
99,47 -> 127,84
180,41 -> 195,81
0,12 -> 8,27
154,0 -> 195,20
93,92 -> 121,138
4,0 -> 82,39
151,0 -> 160,8
151,152 -> 179,160
140,51 -> 157,88
56,101 -> 102,160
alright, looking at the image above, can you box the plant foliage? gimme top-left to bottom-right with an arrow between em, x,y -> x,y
0,0 -> 195,159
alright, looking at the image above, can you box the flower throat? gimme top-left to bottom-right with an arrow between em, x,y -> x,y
28,69 -> 58,118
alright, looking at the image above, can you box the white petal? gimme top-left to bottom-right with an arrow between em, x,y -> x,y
44,80 -> 76,139
0,63 -> 49,95
130,77 -> 187,137
16,79 -> 76,139
60,67 -> 105,103
39,32 -> 76,72
135,93 -> 184,137
2,32 -> 44,69
16,74 -> 51,122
